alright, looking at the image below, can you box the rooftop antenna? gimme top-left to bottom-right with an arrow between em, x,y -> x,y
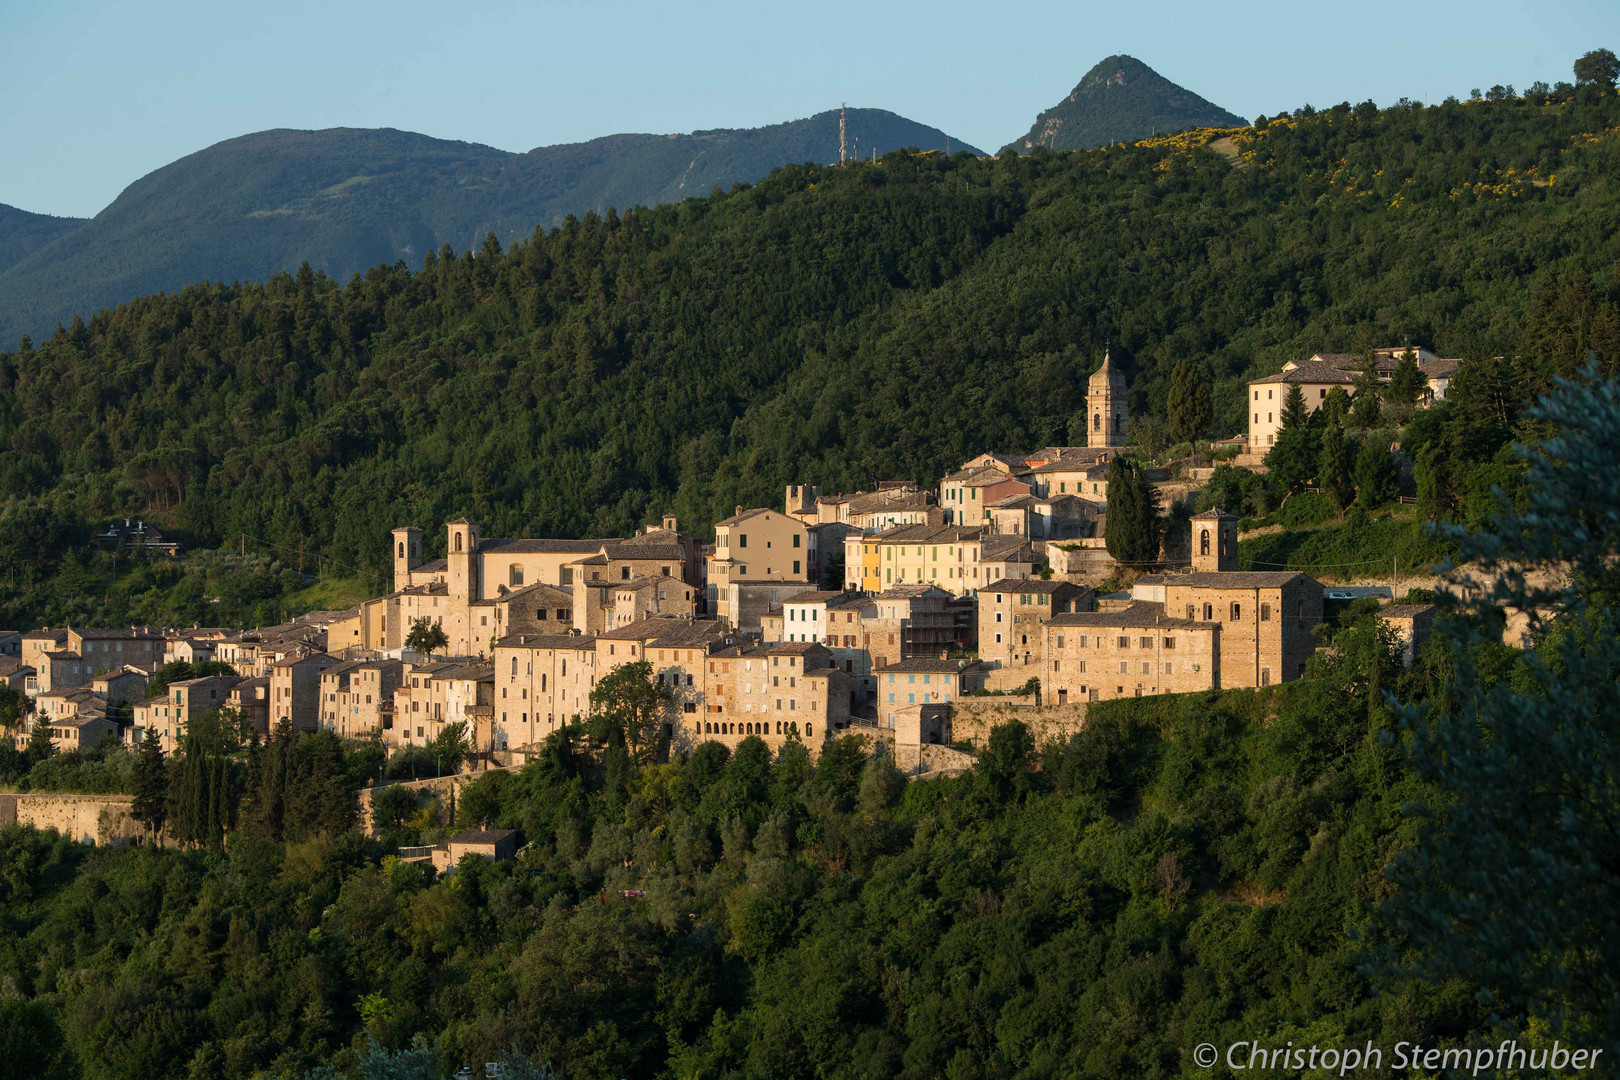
839,103 -> 847,164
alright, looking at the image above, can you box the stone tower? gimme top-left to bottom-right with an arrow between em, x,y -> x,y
1087,349 -> 1128,448
1190,509 -> 1238,573
391,526 -> 423,592
447,519 -> 481,601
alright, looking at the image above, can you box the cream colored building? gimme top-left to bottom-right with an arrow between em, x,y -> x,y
708,508 -> 811,622
876,658 -> 985,728
698,642 -> 850,753
1247,347 -> 1459,449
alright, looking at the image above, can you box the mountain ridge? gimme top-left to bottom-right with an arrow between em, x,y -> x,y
0,109 -> 979,344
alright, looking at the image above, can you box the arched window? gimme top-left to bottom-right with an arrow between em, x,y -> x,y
454,533 -> 463,552
397,541 -> 405,558
1199,529 -> 1210,556
1093,414 -> 1101,431
509,564 -> 524,587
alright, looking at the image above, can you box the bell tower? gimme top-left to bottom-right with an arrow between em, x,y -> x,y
1087,348 -> 1128,448
447,519 -> 481,601
391,526 -> 422,592
1190,509 -> 1238,573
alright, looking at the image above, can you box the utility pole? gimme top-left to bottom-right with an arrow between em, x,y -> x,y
839,103 -> 847,164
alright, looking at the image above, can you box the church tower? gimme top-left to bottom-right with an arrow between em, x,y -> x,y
1087,349 -> 1128,448
1190,509 -> 1239,573
391,526 -> 422,592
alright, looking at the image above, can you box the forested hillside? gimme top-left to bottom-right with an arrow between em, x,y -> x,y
0,109 -> 976,344
2,89 -> 1619,605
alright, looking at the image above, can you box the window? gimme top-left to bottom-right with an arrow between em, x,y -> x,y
1139,636 -> 1152,649
793,534 -> 801,548
1162,662 -> 1173,674
1199,529 -> 1210,556
1141,662 -> 1151,674
1260,603 -> 1271,622
509,564 -> 524,587
1117,635 -> 1129,648
793,560 -> 801,575
739,533 -> 747,548
1230,602 -> 1242,621
1056,635 -> 1064,648
1118,661 -> 1128,674
1260,667 -> 1272,687
1186,604 -> 1196,619
1203,603 -> 1214,620
1078,660 -> 1087,673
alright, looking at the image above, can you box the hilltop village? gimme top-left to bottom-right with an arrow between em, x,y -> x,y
2,348 -> 1459,773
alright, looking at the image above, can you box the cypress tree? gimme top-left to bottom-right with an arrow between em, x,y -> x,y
1104,458 -> 1160,567
1319,421 -> 1355,513
1166,359 -> 1212,446
132,728 -> 168,839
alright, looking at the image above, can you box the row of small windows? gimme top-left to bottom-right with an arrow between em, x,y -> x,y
702,720 -> 812,737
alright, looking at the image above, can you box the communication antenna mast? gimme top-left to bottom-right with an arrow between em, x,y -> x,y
839,103 -> 847,164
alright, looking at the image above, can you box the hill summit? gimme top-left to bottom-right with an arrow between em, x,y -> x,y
1002,54 -> 1247,153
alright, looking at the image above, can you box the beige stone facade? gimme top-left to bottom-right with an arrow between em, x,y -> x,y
876,658 -> 985,729
1044,603 -> 1218,703
318,660 -> 404,739
1088,351 -> 1128,449
697,642 -> 849,754
979,578 -> 1093,674
270,652 -> 341,731
708,509 -> 811,621
492,634 -> 600,755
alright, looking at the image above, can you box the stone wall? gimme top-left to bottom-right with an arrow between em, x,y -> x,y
356,766 -> 522,838
0,792 -> 143,845
950,697 -> 1090,749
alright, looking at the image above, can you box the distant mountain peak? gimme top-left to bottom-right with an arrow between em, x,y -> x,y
1003,54 -> 1246,154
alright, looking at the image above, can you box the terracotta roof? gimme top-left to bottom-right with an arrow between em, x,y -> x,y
783,591 -> 846,605
980,535 -> 1034,560
597,618 -> 731,648
984,577 -> 1081,594
478,538 -> 617,554
874,584 -> 952,600
1249,359 -> 1358,386
766,642 -> 827,656
430,664 -> 495,682
0,658 -> 32,677
1423,358 -> 1461,377
1048,601 -> 1206,629
496,633 -> 598,649
875,658 -> 980,674
715,508 -> 781,527
1163,571 -> 1315,589
450,828 -> 516,844
415,558 -> 448,573
601,541 -> 687,562
1026,449 -> 1111,474
69,626 -> 163,640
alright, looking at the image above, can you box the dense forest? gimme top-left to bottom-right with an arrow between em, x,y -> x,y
1,372 -> 1615,1077
1,86 -> 1618,614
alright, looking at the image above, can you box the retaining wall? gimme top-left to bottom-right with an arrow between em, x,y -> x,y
0,793 -> 143,845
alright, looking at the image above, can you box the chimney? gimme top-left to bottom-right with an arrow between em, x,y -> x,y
735,505 -> 744,517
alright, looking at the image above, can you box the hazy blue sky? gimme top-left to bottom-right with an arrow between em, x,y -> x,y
3,0 -> 1617,218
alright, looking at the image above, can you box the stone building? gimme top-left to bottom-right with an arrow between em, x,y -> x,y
876,658 -> 985,728
1088,350 -> 1128,449
697,642 -> 850,753
318,659 -> 404,739
492,633 -> 600,757
1246,347 -> 1460,450
707,508 -> 812,622
270,652 -> 341,731
978,578 -> 1094,674
1043,604 -> 1218,703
